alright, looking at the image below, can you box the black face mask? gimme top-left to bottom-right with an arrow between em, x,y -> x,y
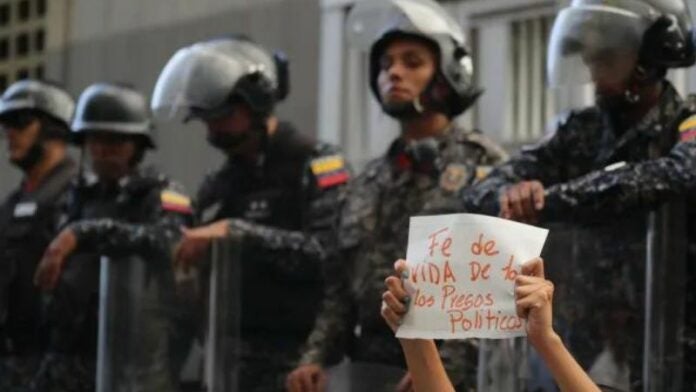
207,115 -> 269,154
11,142 -> 44,171
207,132 -> 251,151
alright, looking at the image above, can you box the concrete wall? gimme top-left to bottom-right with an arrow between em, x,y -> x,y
0,0 -> 321,197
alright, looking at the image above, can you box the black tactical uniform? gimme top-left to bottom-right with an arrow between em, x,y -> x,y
151,37 -> 349,391
33,83 -> 194,392
0,80 -> 76,391
465,1 -> 696,390
196,122 -> 348,390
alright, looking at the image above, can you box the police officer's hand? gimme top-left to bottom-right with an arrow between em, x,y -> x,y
174,220 -> 230,272
499,181 -> 545,224
34,228 -> 78,290
285,364 -> 327,392
515,257 -> 556,346
382,259 -> 410,333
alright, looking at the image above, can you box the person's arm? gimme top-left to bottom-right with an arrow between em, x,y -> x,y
288,174 -> 367,392
68,209 -> 188,259
285,244 -> 358,392
383,258 -> 601,392
180,149 -> 350,279
543,138 -> 696,220
516,259 -> 600,392
399,339 -> 456,392
297,243 -> 356,366
533,333 -> 599,392
240,148 -> 350,278
382,260 -> 455,392
464,113 -> 572,217
34,185 -> 193,290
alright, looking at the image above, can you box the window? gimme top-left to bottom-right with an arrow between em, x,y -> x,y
18,0 -> 29,21
16,68 -> 29,80
508,16 -> 555,143
34,29 -> 43,52
0,74 -> 7,91
0,4 -> 9,26
36,0 -> 45,16
16,33 -> 29,56
0,37 -> 8,60
34,64 -> 43,79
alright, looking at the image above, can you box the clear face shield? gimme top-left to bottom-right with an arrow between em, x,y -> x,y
546,1 -> 653,90
151,40 -> 277,123
345,0 -> 465,51
345,0 -> 475,118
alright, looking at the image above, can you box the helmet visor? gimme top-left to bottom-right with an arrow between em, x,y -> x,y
547,3 -> 651,87
151,40 -> 277,121
346,0 -> 465,51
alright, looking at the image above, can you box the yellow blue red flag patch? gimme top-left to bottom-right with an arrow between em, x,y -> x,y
310,155 -> 350,189
161,190 -> 193,214
679,115 -> 696,143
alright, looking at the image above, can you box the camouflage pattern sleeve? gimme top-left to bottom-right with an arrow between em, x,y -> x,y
544,137 -> 696,220
464,113 -> 575,215
69,183 -> 193,260
299,158 -> 384,366
227,146 -> 350,279
298,244 -> 357,366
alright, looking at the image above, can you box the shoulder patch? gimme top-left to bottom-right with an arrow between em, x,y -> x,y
439,164 -> 470,193
310,155 -> 345,175
679,114 -> 696,143
161,190 -> 193,214
310,154 -> 350,189
458,130 -> 509,163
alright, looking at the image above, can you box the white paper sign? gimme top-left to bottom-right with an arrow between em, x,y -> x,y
396,213 -> 549,340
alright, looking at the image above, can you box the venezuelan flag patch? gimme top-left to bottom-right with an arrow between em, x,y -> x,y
161,190 -> 193,214
310,155 -> 350,189
679,115 -> 696,143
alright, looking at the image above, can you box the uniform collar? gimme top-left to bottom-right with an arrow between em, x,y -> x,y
605,81 -> 683,151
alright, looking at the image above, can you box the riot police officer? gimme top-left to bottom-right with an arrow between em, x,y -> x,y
0,80 -> 76,391
466,0 -> 696,390
33,83 -> 194,391
287,1 -> 507,390
151,36 -> 349,391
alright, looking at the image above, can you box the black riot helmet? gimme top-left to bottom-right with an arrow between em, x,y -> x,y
71,83 -> 155,149
346,0 -> 481,118
0,80 -> 74,170
548,0 -> 696,88
151,36 -> 289,123
0,79 -> 74,136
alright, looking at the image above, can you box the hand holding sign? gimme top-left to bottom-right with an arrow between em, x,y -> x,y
386,213 -> 548,340
383,256 -> 600,392
382,258 -> 554,340
515,258 -> 555,346
382,259 -> 411,333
